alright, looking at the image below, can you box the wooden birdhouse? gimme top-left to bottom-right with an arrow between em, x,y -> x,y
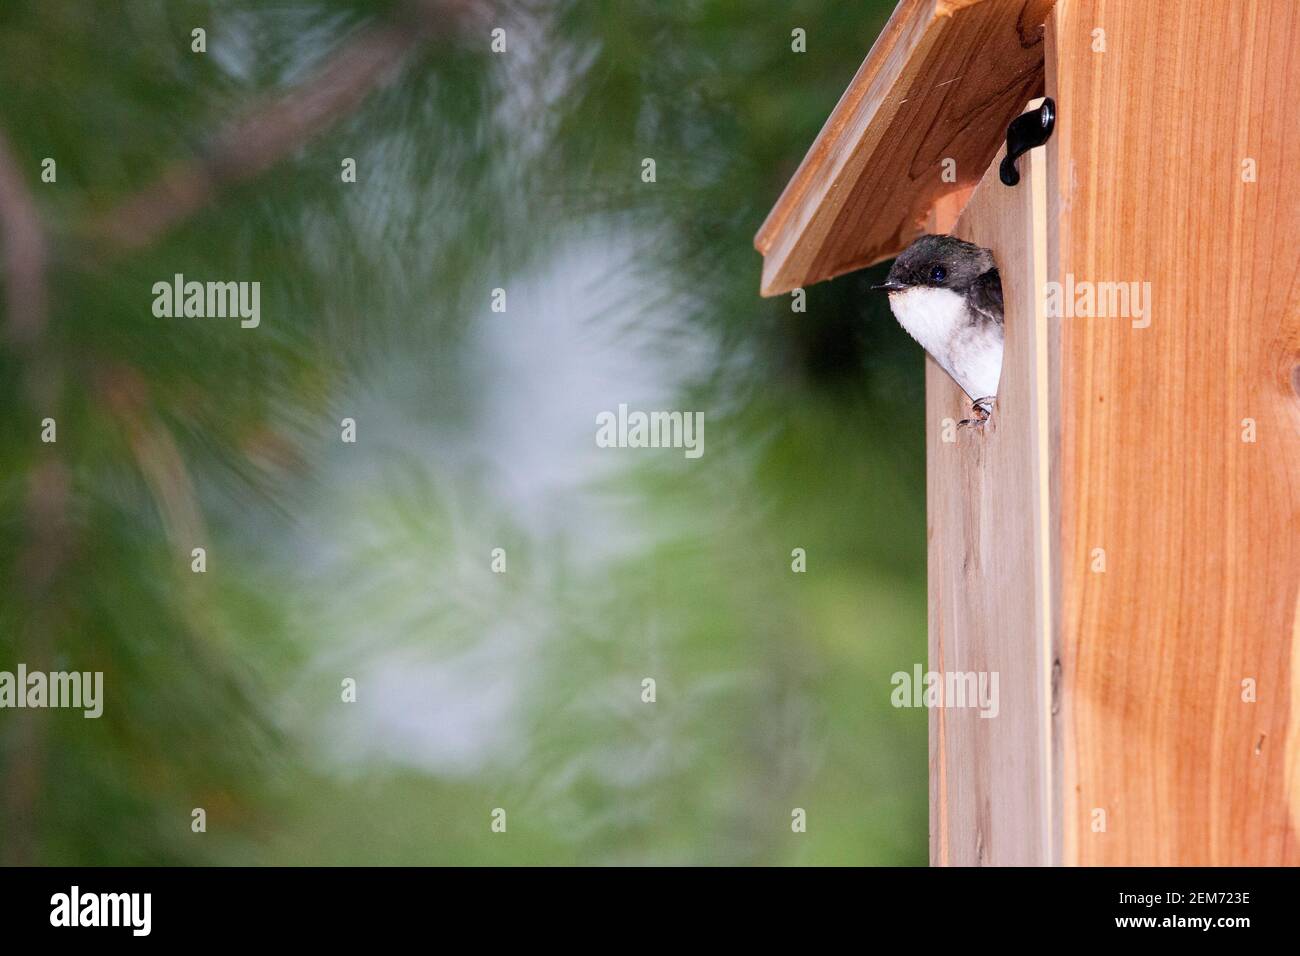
755,0 -> 1300,865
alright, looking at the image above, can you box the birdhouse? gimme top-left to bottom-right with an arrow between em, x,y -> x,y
755,0 -> 1300,865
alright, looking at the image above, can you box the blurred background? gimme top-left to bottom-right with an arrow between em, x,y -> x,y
0,0 -> 927,865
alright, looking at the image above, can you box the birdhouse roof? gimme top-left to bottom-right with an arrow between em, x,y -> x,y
753,0 -> 1052,296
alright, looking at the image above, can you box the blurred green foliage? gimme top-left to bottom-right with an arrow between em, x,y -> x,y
0,0 -> 927,865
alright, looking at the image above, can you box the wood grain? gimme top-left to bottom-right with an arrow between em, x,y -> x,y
928,121 -> 1053,865
753,0 -> 1052,296
1048,0 -> 1300,865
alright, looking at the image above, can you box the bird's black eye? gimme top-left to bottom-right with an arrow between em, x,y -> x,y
929,265 -> 947,283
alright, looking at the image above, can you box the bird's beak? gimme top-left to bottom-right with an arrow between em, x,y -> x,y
872,280 -> 905,293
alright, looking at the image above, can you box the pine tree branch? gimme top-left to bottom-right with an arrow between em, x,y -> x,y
0,129 -> 63,867
0,130 -> 49,345
86,0 -> 470,255
0,0 -> 474,865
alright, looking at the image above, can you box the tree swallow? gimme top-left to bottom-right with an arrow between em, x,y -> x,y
873,234 -> 1004,427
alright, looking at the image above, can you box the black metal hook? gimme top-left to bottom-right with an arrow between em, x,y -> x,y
999,98 -> 1055,187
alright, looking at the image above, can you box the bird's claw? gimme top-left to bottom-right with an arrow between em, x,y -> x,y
957,397 -> 994,430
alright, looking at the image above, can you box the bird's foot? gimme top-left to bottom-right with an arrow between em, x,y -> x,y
957,397 -> 995,430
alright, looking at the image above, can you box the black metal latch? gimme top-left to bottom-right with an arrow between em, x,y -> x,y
999,98 -> 1055,187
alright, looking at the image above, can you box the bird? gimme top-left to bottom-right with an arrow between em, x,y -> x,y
872,234 -> 1004,428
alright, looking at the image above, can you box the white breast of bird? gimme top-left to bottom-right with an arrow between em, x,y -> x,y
886,286 -> 1003,402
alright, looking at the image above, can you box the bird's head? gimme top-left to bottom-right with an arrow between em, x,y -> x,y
872,234 -> 996,295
